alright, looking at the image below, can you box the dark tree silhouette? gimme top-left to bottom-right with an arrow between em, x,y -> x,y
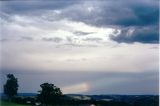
37,82 -> 62,106
4,74 -> 18,100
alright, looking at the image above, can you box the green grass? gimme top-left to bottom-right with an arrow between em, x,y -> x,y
0,100 -> 29,106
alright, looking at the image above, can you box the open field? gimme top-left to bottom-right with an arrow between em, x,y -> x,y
0,101 -> 92,106
0,100 -> 29,106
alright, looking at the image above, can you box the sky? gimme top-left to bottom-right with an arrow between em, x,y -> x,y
0,0 -> 159,95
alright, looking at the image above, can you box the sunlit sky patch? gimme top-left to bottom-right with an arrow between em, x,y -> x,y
62,83 -> 90,94
0,0 -> 159,94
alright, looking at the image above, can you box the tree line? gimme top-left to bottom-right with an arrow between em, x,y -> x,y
3,74 -> 62,106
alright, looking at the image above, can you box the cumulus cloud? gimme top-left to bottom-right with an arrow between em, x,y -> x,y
83,37 -> 102,43
42,37 -> 63,43
19,37 -> 34,41
73,31 -> 93,36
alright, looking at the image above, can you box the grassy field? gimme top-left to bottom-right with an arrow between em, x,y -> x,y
0,100 -> 29,106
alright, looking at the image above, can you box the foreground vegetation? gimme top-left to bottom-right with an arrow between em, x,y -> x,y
1,95 -> 158,106
0,99 -> 130,106
1,100 -> 29,106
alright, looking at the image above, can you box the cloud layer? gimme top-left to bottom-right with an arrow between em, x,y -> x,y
1,0 -> 158,43
0,0 -> 159,94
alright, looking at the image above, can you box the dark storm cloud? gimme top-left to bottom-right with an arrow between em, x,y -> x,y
59,0 -> 158,44
110,25 -> 159,44
1,0 -> 158,44
42,37 -> 63,43
1,0 -> 159,44
60,0 -> 158,27
0,0 -> 79,14
1,0 -> 158,26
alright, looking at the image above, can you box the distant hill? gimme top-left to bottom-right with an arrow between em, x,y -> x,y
17,93 -> 37,97
66,94 -> 159,105
0,93 -> 37,97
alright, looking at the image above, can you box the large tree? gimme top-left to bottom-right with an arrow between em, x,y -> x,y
4,74 -> 19,100
37,82 -> 62,106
